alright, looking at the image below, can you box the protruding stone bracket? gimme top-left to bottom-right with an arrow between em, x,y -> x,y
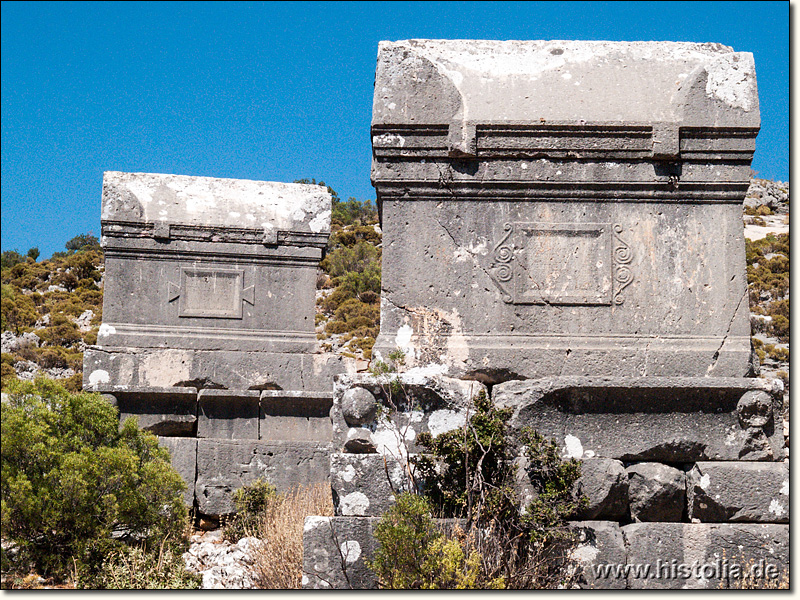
651,123 -> 681,160
262,227 -> 278,246
447,121 -> 477,157
153,221 -> 171,240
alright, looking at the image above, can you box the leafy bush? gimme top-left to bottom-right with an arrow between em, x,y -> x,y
1,378 -> 188,582
64,233 -> 101,254
369,493 -> 503,589
1,250 -> 25,269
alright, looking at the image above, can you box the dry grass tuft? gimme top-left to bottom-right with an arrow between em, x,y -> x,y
248,482 -> 334,589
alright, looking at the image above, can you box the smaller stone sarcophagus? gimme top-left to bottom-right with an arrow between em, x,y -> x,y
84,172 -> 352,516
85,171 -> 344,391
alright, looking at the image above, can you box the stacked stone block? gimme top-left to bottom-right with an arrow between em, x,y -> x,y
304,375 -> 789,589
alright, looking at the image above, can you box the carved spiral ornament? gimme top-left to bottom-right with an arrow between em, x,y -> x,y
496,264 -> 513,282
492,222 -> 515,303
612,224 -> 633,305
496,246 -> 513,263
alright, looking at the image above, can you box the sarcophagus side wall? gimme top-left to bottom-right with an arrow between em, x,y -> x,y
370,40 -> 760,380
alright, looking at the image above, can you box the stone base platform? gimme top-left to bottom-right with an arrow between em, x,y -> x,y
84,346 -> 353,392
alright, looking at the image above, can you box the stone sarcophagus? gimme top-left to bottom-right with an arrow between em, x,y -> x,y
370,40 -> 760,381
84,172 -> 353,516
85,171 -> 345,391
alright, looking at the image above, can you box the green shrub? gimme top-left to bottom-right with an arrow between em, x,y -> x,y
223,478 -> 279,542
1,290 -> 38,333
1,250 -> 25,269
369,493 -> 503,589
321,241 -> 381,279
1,378 -> 188,581
406,390 -> 586,588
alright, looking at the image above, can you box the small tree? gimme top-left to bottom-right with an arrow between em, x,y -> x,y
1,378 -> 189,582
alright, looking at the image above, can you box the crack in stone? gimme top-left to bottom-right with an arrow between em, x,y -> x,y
706,287 -> 748,376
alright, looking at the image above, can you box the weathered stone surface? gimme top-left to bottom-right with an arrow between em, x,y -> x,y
341,387 -> 378,426
372,40 -> 759,380
622,523 -> 789,589
569,521 -> 627,589
572,459 -> 628,520
330,453 -> 414,517
197,389 -> 259,440
687,462 -> 789,523
260,390 -> 333,442
332,372 -> 487,458
195,440 -> 331,516
492,377 -> 783,461
93,385 -> 197,436
343,428 -> 376,454
157,436 -> 197,506
626,463 -> 685,522
302,516 -> 379,589
85,347 -> 352,392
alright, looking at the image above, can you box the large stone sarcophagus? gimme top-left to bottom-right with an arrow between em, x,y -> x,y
370,40 -> 760,381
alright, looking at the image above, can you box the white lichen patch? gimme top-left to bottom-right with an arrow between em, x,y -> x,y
395,324 -> 414,352
340,464 -> 356,483
428,409 -> 467,437
564,434 -> 583,459
98,323 -> 116,337
705,53 -> 756,111
698,473 -> 711,490
780,480 -> 789,495
88,369 -> 110,385
309,209 -> 331,233
304,516 -> 331,532
340,492 -> 370,516
339,541 -> 362,564
571,543 -> 599,565
768,499 -> 786,518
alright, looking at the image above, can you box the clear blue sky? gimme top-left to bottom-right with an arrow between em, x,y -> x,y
1,1 -> 789,258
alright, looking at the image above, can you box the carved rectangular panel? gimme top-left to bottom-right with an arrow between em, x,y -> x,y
180,268 -> 244,318
491,222 -> 620,305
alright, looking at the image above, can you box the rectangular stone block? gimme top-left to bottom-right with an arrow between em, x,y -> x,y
622,523 -> 789,589
371,40 -> 759,380
687,462 -> 789,523
94,385 -> 197,436
260,390 -> 333,442
157,436 -> 197,507
83,172 -> 357,393
569,521 -> 627,589
197,389 -> 259,440
302,516 -> 380,589
330,453 -> 414,517
97,172 -> 329,352
570,459 -> 628,521
195,439 -> 331,517
493,377 -> 784,462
